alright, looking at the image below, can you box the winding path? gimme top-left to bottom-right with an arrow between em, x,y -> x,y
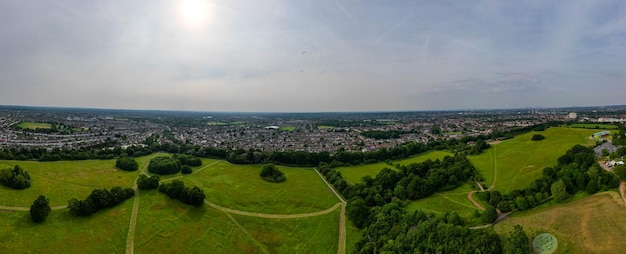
205,200 -> 342,219
314,168 -> 347,254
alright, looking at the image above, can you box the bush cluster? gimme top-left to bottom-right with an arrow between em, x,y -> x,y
173,154 -> 202,166
115,157 -> 139,171
259,164 -> 286,183
137,174 -> 160,190
68,187 -> 134,216
0,165 -> 31,190
147,156 -> 181,175
158,180 -> 205,207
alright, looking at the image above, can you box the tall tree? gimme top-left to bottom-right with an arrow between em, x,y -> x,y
30,195 -> 51,223
551,180 -> 568,202
504,224 -> 530,254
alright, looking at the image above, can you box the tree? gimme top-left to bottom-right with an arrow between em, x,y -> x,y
515,196 -> 529,210
601,148 -> 609,157
148,156 -> 181,175
30,195 -> 51,223
115,157 -> 138,171
482,205 -> 498,223
531,134 -> 545,141
181,165 -> 192,174
551,180 -> 568,202
615,165 -> 626,181
504,224 -> 530,254
0,165 -> 31,190
259,164 -> 286,183
346,198 -> 371,229
137,174 -> 160,190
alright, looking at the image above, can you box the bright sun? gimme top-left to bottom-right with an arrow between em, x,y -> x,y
178,0 -> 210,29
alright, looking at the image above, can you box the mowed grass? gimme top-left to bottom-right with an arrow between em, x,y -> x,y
405,183 -> 481,220
337,151 -> 453,184
494,192 -> 626,253
179,161 -> 339,214
0,200 -> 132,253
280,126 -> 296,131
0,159 -> 139,206
16,121 -> 52,129
135,191 -> 261,253
468,127 -> 599,193
232,208 -> 340,254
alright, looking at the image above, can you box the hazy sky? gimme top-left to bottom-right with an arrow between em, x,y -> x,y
1,0 -> 625,112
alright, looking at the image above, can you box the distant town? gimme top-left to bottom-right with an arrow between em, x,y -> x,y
1,105 -> 625,153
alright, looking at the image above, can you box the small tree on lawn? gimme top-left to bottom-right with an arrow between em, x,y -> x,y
30,195 -> 51,223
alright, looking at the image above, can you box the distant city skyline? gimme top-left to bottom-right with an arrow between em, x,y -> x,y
1,0 -> 625,112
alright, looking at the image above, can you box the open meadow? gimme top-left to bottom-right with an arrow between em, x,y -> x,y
405,183 -> 481,220
178,161 -> 339,214
468,127 -> 600,193
16,121 -> 52,130
494,192 -> 626,253
336,150 -> 453,184
0,159 -> 138,206
0,200 -> 133,253
0,155 -> 346,253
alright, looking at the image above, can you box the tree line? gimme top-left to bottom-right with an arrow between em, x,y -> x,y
68,186 -> 135,216
158,180 -> 206,207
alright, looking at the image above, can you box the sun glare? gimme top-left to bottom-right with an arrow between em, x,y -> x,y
178,0 -> 210,29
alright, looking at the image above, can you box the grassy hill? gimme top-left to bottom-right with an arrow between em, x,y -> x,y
0,156 -> 345,253
469,127 -> 600,193
495,192 -> 626,253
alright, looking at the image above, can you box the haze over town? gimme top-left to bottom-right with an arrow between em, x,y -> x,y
1,0 -> 625,112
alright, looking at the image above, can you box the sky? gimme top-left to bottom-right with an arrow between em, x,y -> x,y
0,0 -> 625,112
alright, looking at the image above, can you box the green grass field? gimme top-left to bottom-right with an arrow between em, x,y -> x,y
0,200 -> 133,253
405,183 -> 481,222
16,121 -> 52,130
317,125 -> 335,130
468,127 -> 599,193
179,161 -> 339,214
232,209 -> 340,253
280,126 -> 296,131
564,123 -> 618,129
134,191 -> 261,253
0,155 -> 346,253
336,151 -> 453,184
494,192 -> 626,253
0,159 -> 139,206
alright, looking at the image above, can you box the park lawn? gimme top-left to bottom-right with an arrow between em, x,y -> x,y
280,126 -> 296,131
0,200 -> 132,253
0,159 -> 139,206
468,127 -> 599,193
494,192 -> 626,254
405,183 -> 481,220
16,121 -> 52,130
565,123 -> 618,130
337,150 -> 453,184
231,208 -> 340,254
317,125 -> 335,130
134,191 -> 260,253
178,161 -> 339,214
